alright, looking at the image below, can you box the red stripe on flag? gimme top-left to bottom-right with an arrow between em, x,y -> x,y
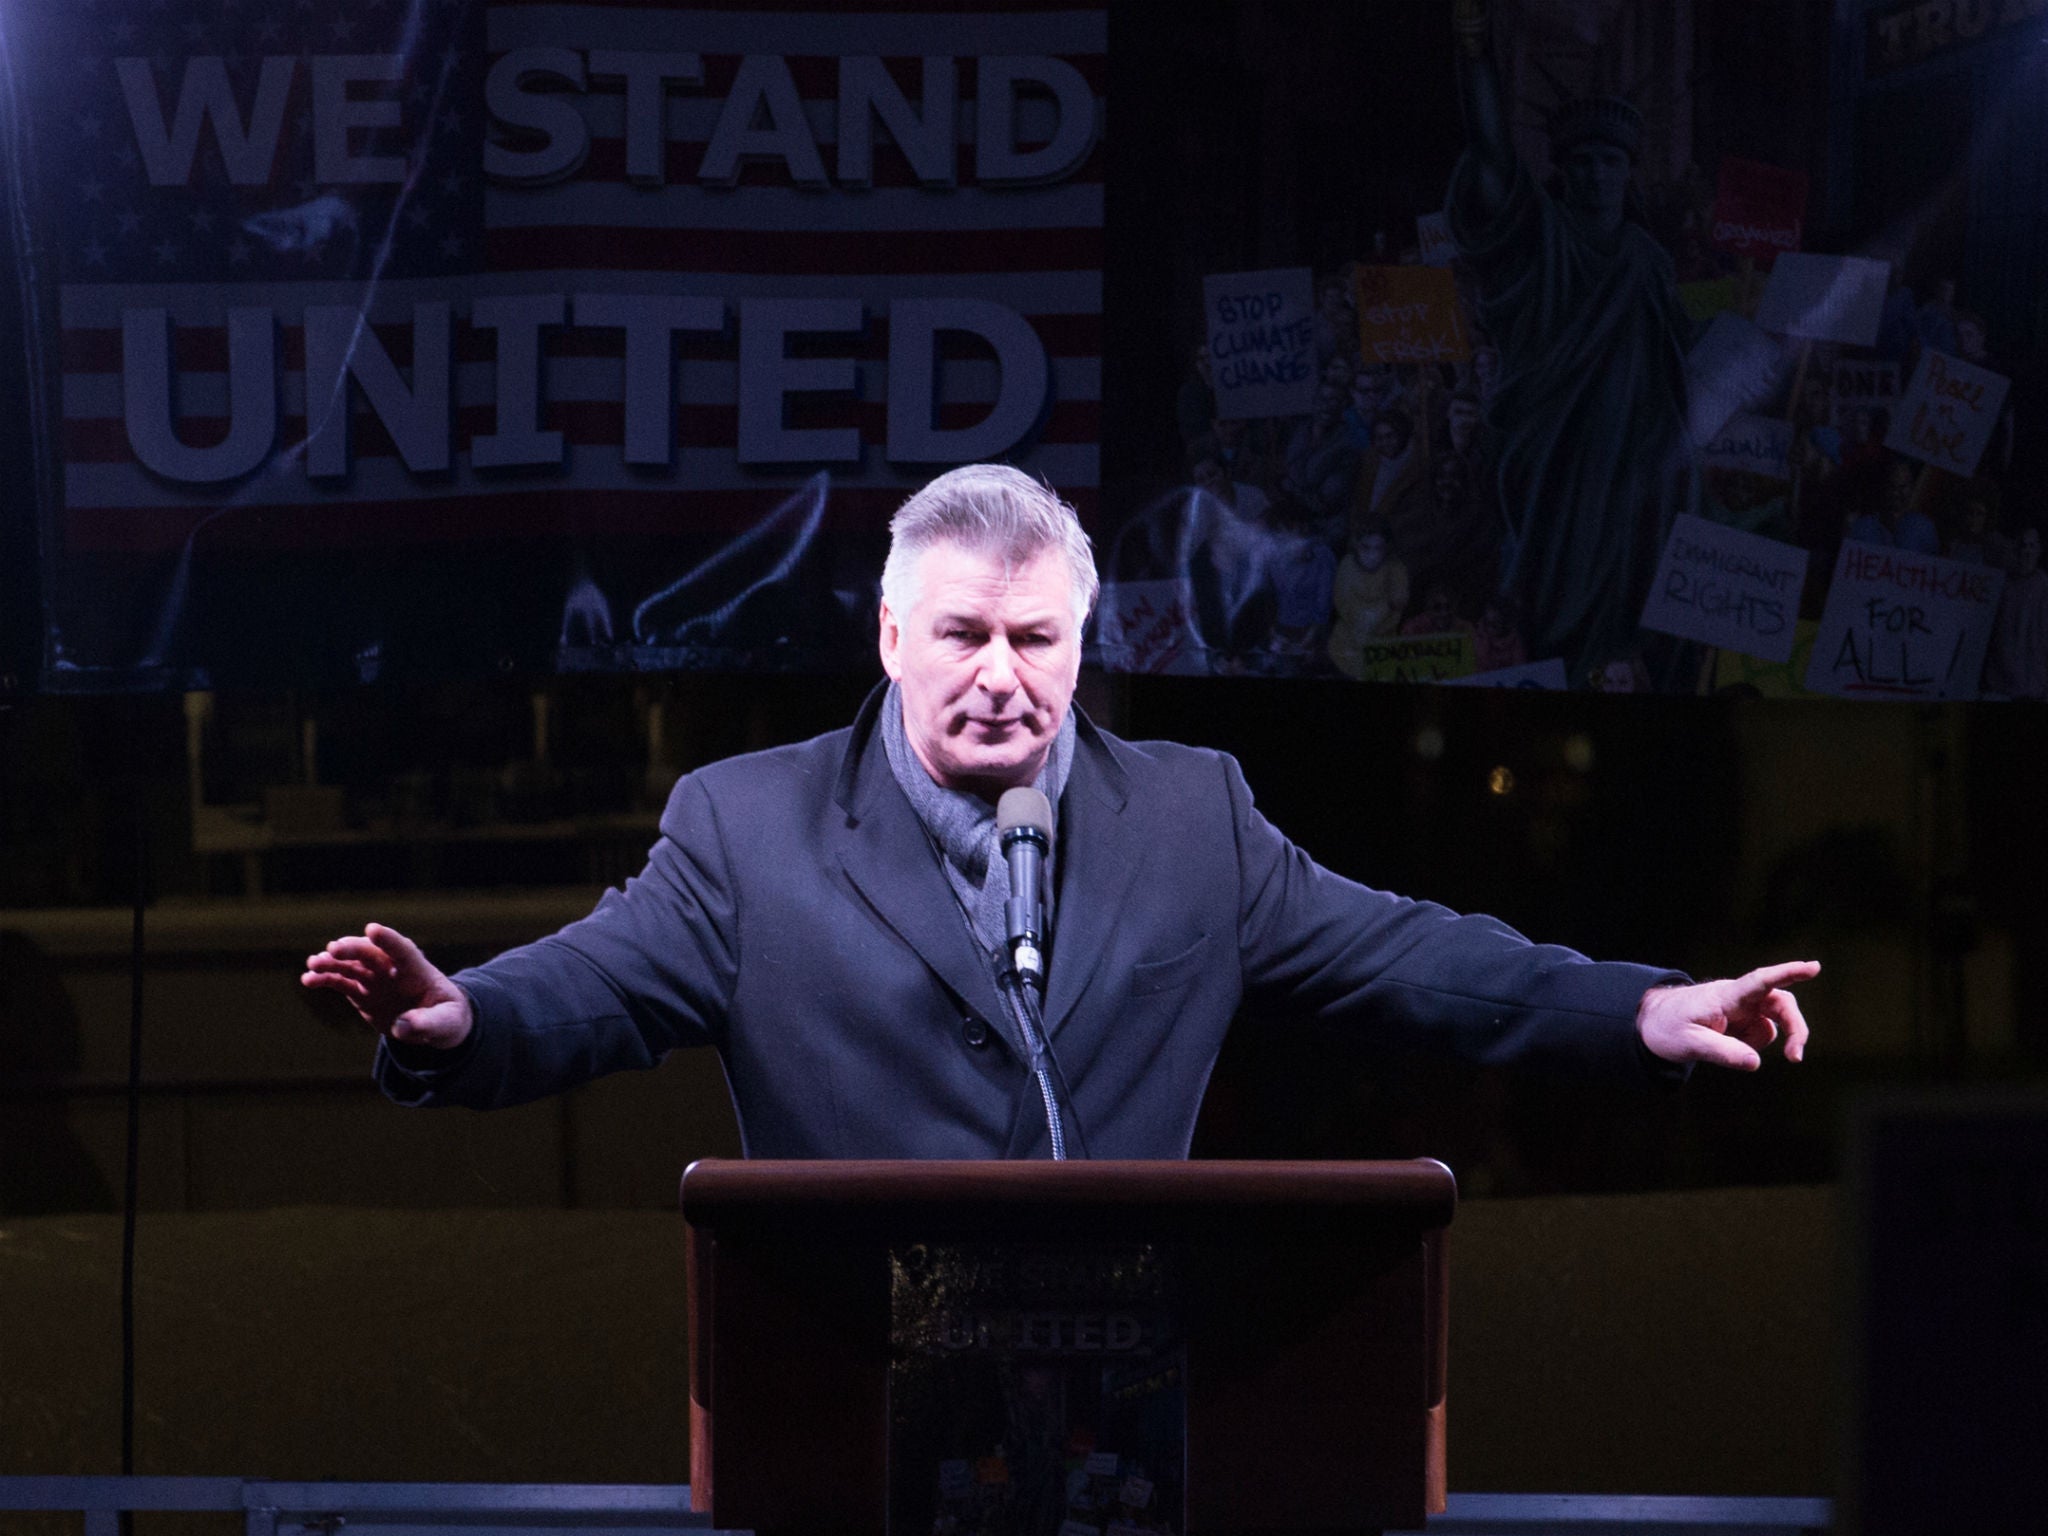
483,225 -> 1103,273
61,397 -> 1101,462
496,51 -> 1107,97
574,137 -> 1106,189
488,0 -> 1100,11
61,482 -> 1101,553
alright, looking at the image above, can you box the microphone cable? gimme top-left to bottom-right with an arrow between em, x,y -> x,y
999,967 -> 1072,1159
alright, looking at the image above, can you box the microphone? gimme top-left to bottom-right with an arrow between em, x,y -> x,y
996,786 -> 1053,989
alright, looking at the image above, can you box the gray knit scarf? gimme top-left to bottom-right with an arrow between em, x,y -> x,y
879,680 -> 1074,963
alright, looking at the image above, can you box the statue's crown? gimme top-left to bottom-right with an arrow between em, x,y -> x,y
1546,95 -> 1643,160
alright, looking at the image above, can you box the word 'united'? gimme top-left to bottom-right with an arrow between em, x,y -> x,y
122,296 -> 1050,481
935,1310 -> 1147,1353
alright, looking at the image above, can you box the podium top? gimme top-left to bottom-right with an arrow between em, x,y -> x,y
680,1158 -> 1455,1238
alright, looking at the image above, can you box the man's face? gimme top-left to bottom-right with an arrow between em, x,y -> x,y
1561,142 -> 1631,224
879,543 -> 1082,795
1372,420 -> 1404,459
1448,397 -> 1479,448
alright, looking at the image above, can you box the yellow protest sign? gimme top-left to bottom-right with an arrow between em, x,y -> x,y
1357,632 -> 1476,684
1710,618 -> 1824,698
1353,265 -> 1470,366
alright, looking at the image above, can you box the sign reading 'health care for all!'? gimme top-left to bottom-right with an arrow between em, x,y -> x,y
1806,542 -> 2004,700
1204,267 -> 1316,419
1640,515 -> 1809,663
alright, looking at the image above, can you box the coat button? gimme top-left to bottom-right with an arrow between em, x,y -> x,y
961,1014 -> 990,1048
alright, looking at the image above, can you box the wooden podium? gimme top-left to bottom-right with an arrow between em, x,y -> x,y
682,1159 -> 1453,1536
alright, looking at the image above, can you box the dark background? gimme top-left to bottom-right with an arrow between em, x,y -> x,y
4,5 -> 2046,1510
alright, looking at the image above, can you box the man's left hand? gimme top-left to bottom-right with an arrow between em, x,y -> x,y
1637,961 -> 1819,1071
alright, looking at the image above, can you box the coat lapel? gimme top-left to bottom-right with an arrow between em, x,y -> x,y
832,689 -> 1015,1052
1041,714 -> 1137,1040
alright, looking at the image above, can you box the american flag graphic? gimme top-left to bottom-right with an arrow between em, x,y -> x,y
26,0 -> 1104,682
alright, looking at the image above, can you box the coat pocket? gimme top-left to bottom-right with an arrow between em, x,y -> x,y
1128,933 -> 1211,997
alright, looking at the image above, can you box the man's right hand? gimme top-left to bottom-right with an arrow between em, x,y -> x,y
301,923 -> 475,1049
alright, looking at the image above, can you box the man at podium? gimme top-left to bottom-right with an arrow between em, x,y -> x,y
302,464 -> 1813,1158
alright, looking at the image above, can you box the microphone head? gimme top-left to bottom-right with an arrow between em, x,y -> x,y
996,786 -> 1054,846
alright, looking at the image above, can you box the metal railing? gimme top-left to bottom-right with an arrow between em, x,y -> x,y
0,1478 -> 1833,1534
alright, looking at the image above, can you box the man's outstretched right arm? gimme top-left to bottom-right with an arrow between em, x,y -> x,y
304,770 -> 742,1109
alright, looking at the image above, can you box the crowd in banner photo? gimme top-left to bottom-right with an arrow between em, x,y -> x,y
1097,173 -> 2041,702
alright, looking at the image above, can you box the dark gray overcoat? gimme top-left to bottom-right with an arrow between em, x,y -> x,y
378,688 -> 1681,1156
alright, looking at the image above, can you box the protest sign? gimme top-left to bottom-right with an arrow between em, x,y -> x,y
1640,514 -> 1808,663
1710,157 -> 1808,267
1446,658 -> 1569,689
1805,542 -> 2004,700
1353,265 -> 1470,366
1204,267 -> 1316,419
1712,620 -> 1825,697
1416,211 -> 1457,267
1884,349 -> 2012,478
1685,311 -> 1791,446
1355,632 -> 1476,684
1754,253 -> 1891,345
1093,580 -> 1208,675
1702,414 -> 1797,481
1834,358 -> 1903,418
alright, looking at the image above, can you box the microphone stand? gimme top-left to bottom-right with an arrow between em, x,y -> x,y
994,787 -> 1087,1159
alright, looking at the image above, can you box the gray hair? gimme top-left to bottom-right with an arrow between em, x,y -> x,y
880,464 -> 1099,623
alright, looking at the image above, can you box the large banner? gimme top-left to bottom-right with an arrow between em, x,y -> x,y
4,0 -> 1103,688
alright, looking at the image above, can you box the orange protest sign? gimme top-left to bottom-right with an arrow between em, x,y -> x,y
1352,265 -> 1470,366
